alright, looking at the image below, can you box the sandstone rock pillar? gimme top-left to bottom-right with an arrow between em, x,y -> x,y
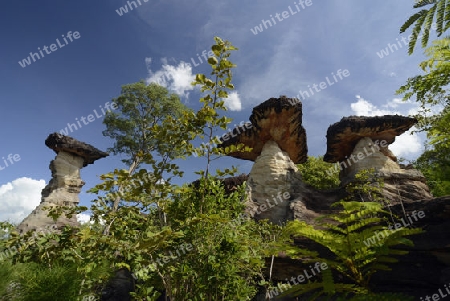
219,97 -> 307,223
324,115 -> 432,203
247,140 -> 297,222
17,133 -> 108,233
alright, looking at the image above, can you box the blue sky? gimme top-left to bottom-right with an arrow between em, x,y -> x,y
0,0 -> 434,223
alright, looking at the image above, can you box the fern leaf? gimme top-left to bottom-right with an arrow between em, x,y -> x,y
414,0 -> 438,9
444,1 -> 450,31
400,9 -> 428,33
422,4 -> 438,47
322,267 -> 335,294
410,12 -> 429,54
436,0 -> 446,35
345,218 -> 384,233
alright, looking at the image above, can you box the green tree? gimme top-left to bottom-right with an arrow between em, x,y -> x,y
145,36 -> 270,301
400,0 -> 450,54
414,146 -> 450,196
397,37 -> 450,196
297,156 -> 340,190
101,81 -> 190,234
3,37 -> 274,301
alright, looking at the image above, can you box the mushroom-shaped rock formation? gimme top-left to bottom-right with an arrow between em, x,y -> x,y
45,132 -> 109,166
17,133 -> 108,233
220,97 -> 307,164
323,115 -> 432,203
324,115 -> 417,163
219,97 -> 307,223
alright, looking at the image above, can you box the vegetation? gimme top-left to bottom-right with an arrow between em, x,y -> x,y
296,156 -> 340,190
400,0 -> 450,54
0,260 -> 92,301
398,8 -> 450,196
278,171 -> 422,300
0,36 -> 431,301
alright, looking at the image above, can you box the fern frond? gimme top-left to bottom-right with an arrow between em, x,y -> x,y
321,267 -> 335,294
345,218 -> 384,233
444,1 -> 450,31
402,0 -> 450,53
436,0 -> 446,35
414,0 -> 438,9
400,9 -> 428,33
280,170 -> 424,299
410,11 -> 429,54
422,4 -> 438,47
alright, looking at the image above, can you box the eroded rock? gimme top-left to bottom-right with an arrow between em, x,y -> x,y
323,115 -> 432,203
220,97 -> 308,224
324,115 -> 417,163
17,133 -> 108,233
246,141 -> 296,223
220,97 -> 307,163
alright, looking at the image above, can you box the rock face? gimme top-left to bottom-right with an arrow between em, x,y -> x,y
324,115 -> 432,203
246,141 -> 296,223
369,196 -> 450,298
45,132 -> 110,166
217,98 -> 448,300
339,137 -> 399,178
324,115 -> 417,163
220,97 -> 307,163
17,133 -> 108,233
220,97 -> 308,224
101,268 -> 135,301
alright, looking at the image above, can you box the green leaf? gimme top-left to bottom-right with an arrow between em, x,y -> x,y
208,57 -> 218,65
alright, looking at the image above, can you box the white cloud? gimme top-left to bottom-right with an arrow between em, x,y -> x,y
145,58 -> 196,98
224,91 -> 242,111
350,95 -> 423,158
0,177 -> 46,224
390,129 -> 422,158
77,213 -> 91,224
351,95 -> 400,116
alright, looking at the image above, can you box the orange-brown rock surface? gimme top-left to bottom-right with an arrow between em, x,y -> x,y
220,97 -> 307,163
324,115 -> 417,163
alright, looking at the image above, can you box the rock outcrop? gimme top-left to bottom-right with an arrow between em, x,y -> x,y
220,97 -> 308,223
258,195 -> 450,300
218,99 -> 447,300
17,133 -> 108,233
323,115 -> 417,163
101,268 -> 135,301
323,115 -> 432,203
245,141 -> 297,223
220,97 -> 307,163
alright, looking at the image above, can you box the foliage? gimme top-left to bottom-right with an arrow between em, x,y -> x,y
0,260 -> 17,300
0,261 -> 87,301
103,81 -> 189,167
277,170 -> 423,299
190,37 -> 250,179
414,147 -> 450,196
397,37 -> 450,121
344,169 -> 389,206
138,36 -> 272,300
1,37 -> 275,301
296,156 -> 340,190
400,0 -> 450,54
397,37 -> 450,197
148,178 -> 278,300
101,81 -> 191,217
